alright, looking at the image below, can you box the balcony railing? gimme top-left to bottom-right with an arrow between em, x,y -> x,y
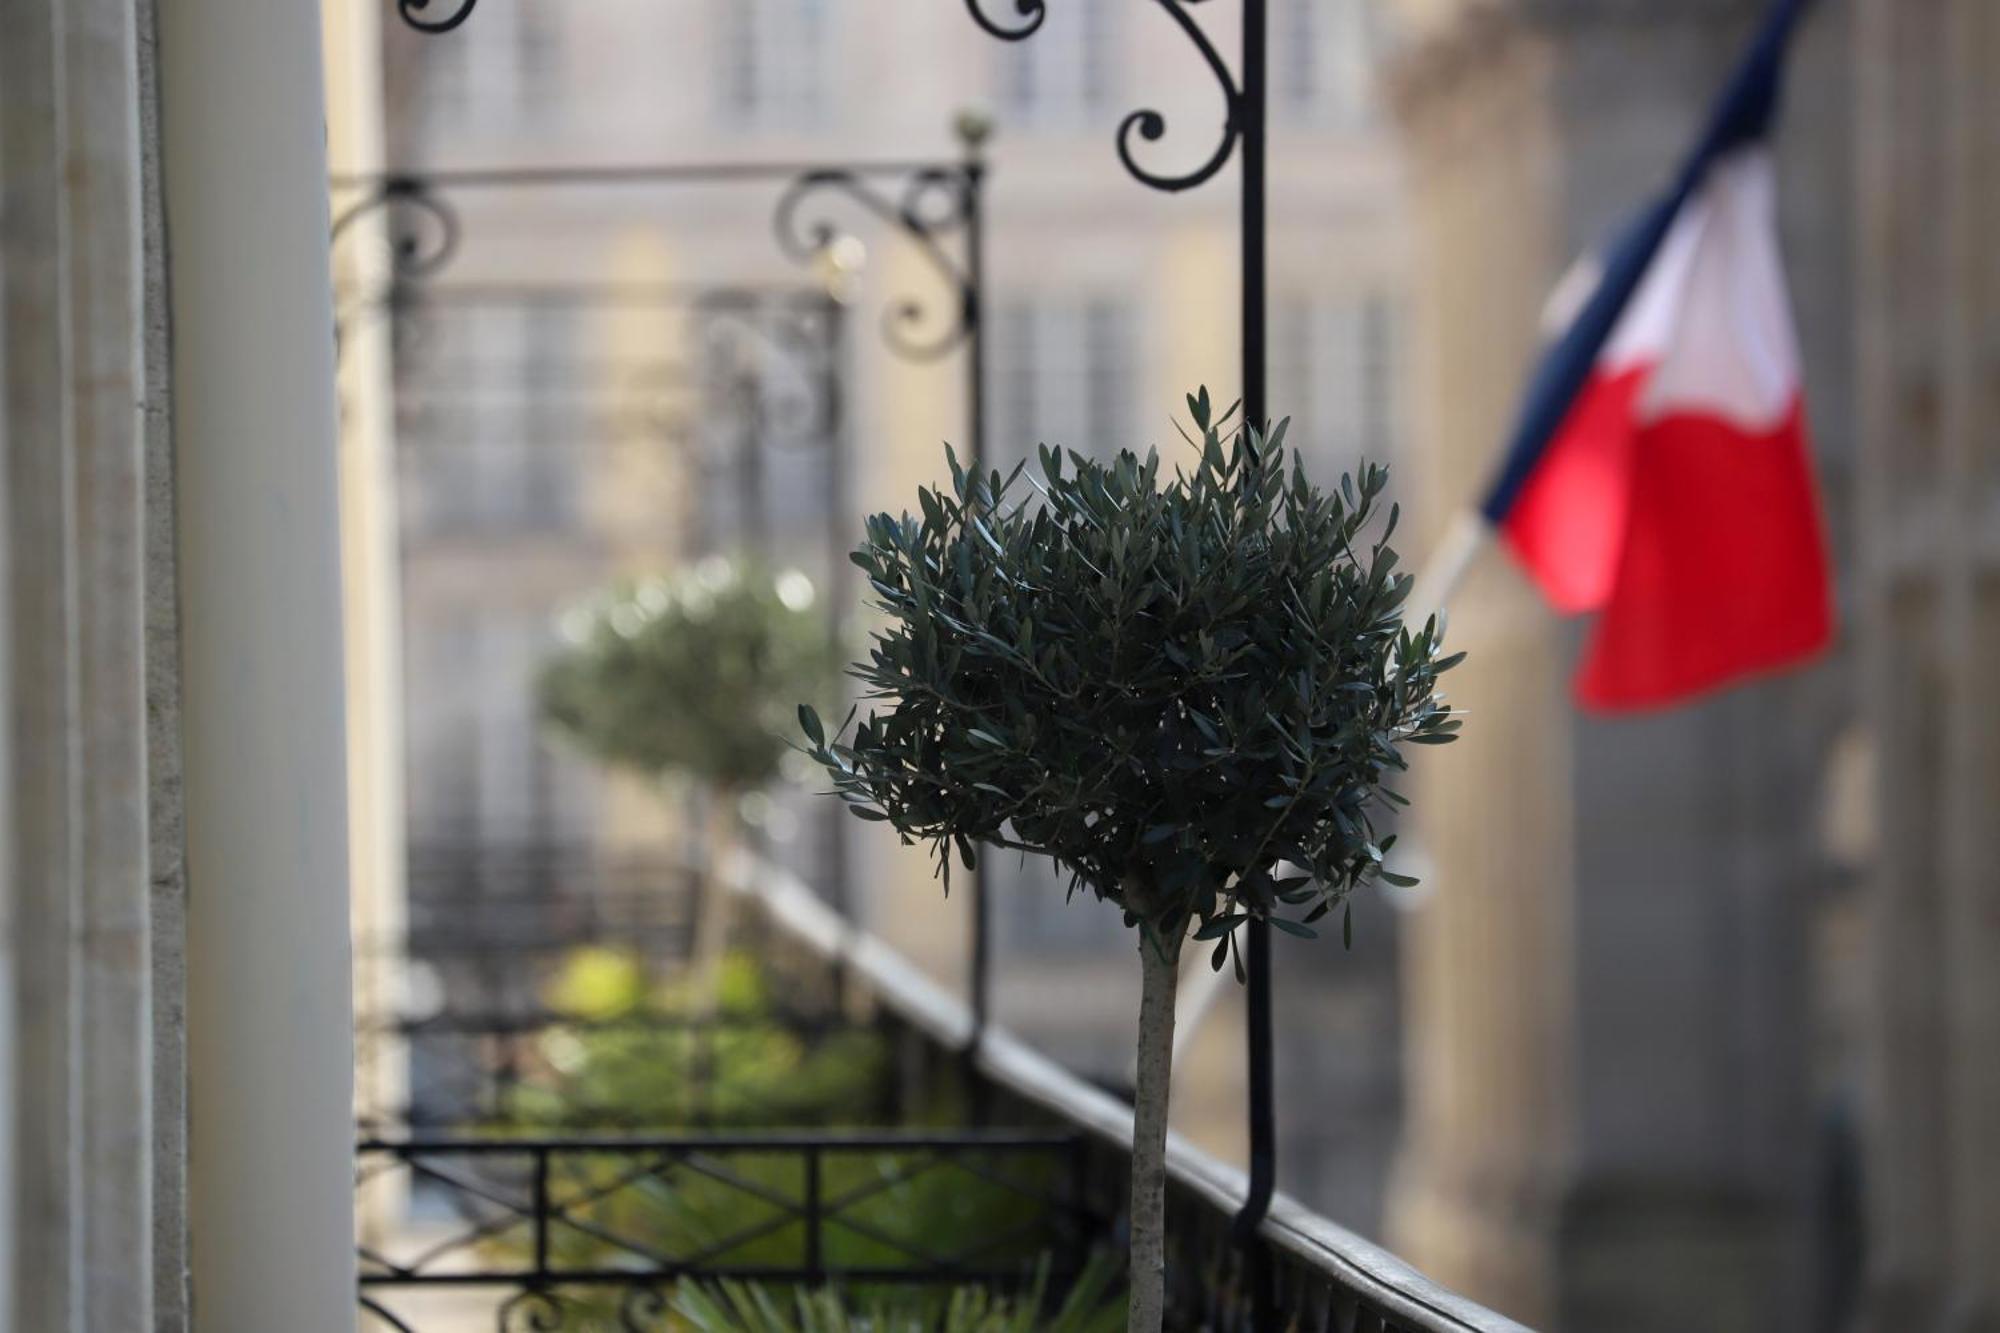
358,1129 -> 1097,1325
357,848 -> 1533,1332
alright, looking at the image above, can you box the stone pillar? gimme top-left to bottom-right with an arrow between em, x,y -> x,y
66,1 -> 157,1326
1381,13 -> 1577,1321
1384,3 -> 1848,1329
1,3 -> 81,1326
322,0 -> 410,1155
2,0 -> 161,1326
156,1 -> 358,1327
1851,2 -> 2000,1327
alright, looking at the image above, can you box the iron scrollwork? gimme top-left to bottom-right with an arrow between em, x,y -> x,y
694,293 -> 843,447
968,0 -> 1243,194
497,1288 -> 566,1332
772,167 -> 975,362
616,1285 -> 671,1332
397,0 -> 478,33
331,177 -> 464,283
963,0 -> 1048,40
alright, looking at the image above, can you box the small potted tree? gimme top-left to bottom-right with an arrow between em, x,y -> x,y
800,390 -> 1461,1333
541,557 -> 829,993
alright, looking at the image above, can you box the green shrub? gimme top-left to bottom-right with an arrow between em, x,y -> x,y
505,949 -> 892,1131
671,1254 -> 1126,1333
541,557 -> 830,790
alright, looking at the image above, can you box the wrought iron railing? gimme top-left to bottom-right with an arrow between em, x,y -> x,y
356,849 -> 1534,1333
730,861 -> 1537,1333
357,1131 -> 1098,1331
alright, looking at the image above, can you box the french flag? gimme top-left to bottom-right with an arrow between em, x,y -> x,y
1480,0 -> 1833,711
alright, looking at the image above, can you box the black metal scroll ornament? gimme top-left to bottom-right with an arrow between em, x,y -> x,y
497,1288 -> 564,1332
397,0 -> 478,33
618,1286 -> 671,1330
772,168 -> 976,362
330,178 -> 464,283
967,0 -> 1242,192
964,0 -> 1048,39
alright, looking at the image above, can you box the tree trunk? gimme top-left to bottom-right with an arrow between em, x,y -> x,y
688,785 -> 737,1013
1129,923 -> 1184,1333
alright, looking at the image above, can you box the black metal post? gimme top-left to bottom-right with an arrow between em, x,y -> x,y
1234,12 -> 1279,1328
803,1144 -> 825,1285
822,297 -> 854,916
962,118 -> 996,1061
531,1145 -> 552,1280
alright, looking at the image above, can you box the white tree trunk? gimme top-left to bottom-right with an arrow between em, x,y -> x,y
1129,924 -> 1183,1333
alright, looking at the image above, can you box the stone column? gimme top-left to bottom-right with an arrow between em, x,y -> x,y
1,3 -> 81,1326
3,0 -> 161,1326
67,1 -> 157,1326
1851,2 -> 2000,1327
322,0 -> 410,1153
1384,3 -> 1847,1330
156,1 -> 358,1328
1381,15 -> 1577,1319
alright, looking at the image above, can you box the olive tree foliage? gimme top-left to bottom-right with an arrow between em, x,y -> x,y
542,558 -> 829,793
800,389 -> 1462,961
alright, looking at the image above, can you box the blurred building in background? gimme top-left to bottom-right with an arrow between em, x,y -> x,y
1383,3 -> 1853,1330
1382,2 -> 1998,1332
347,3 -> 2000,1329
8,0 -> 1994,1328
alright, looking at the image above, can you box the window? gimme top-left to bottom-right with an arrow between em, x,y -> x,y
403,304 -> 581,534
404,605 -> 597,852
992,295 -> 1139,469
996,1 -> 1114,126
1276,0 -> 1379,127
1269,292 -> 1402,484
717,0 -> 831,128
419,1 -> 559,130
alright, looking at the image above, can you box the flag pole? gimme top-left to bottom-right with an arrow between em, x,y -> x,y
1407,508 -> 1489,625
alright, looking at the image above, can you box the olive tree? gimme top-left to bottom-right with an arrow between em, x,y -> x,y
800,390 -> 1460,1332
542,558 -> 828,987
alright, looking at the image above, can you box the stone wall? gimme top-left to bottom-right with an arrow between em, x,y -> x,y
1,0 -> 169,1325
1851,2 -> 2000,1328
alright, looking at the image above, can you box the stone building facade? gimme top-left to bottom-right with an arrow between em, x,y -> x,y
1850,1 -> 2000,1327
1382,1 -> 1996,1331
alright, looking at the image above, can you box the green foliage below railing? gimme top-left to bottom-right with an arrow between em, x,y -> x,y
671,1255 -> 1126,1333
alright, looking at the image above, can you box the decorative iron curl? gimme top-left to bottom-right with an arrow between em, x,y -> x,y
772,168 -> 974,363
1115,1 -> 1241,191
398,0 -> 478,33
964,0 -> 1047,40
331,178 -> 463,283
694,294 -> 840,446
498,1287 -> 566,1332
617,1284 -> 671,1333
970,0 -> 1242,194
